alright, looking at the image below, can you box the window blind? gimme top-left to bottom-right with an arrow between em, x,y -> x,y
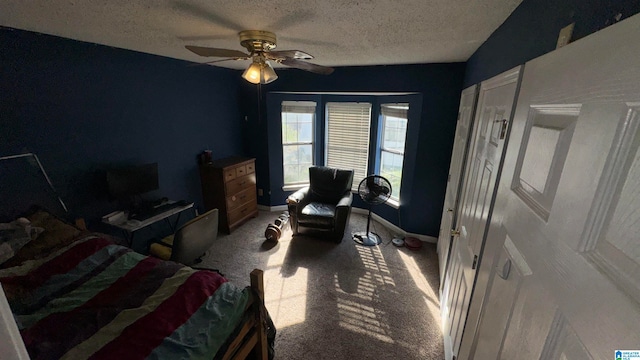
282,101 -> 317,114
325,102 -> 372,190
381,104 -> 409,118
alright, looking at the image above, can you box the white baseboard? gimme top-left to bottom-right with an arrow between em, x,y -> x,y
258,205 -> 436,243
352,207 -> 437,243
258,204 -> 288,212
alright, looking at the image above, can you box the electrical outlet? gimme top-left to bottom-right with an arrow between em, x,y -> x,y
258,188 -> 263,196
556,22 -> 575,49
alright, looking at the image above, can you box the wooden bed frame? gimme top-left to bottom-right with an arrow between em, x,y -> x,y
220,269 -> 269,360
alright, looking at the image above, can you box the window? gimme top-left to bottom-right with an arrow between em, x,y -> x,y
325,102 -> 372,191
379,104 -> 409,202
282,101 -> 316,185
276,94 -> 416,205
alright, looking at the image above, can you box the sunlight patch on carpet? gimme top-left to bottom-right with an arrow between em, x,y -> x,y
264,267 -> 307,329
356,246 -> 395,285
398,250 -> 442,331
265,247 -> 286,268
332,244 -> 398,343
336,297 -> 394,344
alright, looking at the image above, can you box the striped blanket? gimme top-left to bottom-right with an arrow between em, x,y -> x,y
0,235 -> 249,360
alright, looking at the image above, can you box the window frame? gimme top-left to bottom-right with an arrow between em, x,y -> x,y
378,103 -> 410,203
281,101 -> 317,188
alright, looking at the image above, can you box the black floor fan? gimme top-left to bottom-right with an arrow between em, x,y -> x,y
353,175 -> 392,246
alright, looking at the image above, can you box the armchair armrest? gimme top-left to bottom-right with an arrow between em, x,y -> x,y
287,187 -> 310,204
333,191 -> 353,243
336,191 -> 353,208
287,187 -> 310,235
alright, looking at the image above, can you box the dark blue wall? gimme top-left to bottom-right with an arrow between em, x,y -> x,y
239,64 -> 466,237
10,0 -> 631,237
464,0 -> 640,87
0,28 -> 243,226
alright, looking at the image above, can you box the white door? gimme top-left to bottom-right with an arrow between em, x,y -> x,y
441,67 -> 521,360
463,13 -> 640,360
438,85 -> 478,293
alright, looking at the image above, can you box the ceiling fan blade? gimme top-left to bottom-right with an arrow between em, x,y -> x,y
185,45 -> 250,58
266,50 -> 314,60
187,58 -> 248,67
280,58 -> 335,75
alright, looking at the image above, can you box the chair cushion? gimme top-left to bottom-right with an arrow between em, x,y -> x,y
299,202 -> 335,227
308,166 -> 354,204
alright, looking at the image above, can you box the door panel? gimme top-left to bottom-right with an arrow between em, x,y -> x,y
583,104 -> 640,303
442,67 -> 521,360
438,86 -> 478,291
464,13 -> 640,360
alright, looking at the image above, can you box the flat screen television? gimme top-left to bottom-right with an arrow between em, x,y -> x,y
106,163 -> 159,200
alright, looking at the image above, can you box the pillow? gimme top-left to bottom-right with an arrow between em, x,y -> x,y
0,217 -> 43,265
0,210 -> 82,268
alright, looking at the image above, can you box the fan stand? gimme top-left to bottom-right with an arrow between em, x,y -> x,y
353,206 -> 381,246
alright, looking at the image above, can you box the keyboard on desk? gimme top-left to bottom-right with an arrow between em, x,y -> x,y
129,201 -> 188,221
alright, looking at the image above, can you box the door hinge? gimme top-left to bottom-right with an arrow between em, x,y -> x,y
472,255 -> 478,270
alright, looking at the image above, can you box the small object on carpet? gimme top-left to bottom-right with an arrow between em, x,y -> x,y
353,231 -> 381,246
392,237 -> 405,247
265,212 -> 290,242
404,236 -> 422,251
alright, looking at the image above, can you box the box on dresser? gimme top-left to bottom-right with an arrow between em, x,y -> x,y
199,156 -> 258,233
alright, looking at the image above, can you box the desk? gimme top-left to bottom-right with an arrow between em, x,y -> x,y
103,201 -> 195,249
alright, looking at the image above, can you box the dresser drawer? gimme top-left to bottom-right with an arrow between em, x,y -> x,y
223,168 -> 236,182
226,187 -> 256,211
246,162 -> 255,174
228,201 -> 258,226
226,173 -> 256,194
235,165 -> 247,177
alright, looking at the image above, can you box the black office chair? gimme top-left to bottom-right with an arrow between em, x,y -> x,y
149,208 -> 218,265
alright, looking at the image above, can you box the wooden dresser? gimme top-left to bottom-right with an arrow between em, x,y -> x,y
199,156 -> 258,233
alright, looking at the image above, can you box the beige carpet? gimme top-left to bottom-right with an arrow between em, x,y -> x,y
199,210 -> 445,360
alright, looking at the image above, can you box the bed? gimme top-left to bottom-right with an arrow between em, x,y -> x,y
0,209 -> 271,360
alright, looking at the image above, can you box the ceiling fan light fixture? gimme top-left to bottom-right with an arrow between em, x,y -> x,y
242,58 -> 278,85
262,61 -> 278,84
242,62 -> 262,84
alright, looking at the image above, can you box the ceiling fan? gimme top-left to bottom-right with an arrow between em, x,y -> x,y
186,30 -> 335,84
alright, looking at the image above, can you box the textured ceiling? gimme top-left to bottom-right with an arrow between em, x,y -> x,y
0,0 -> 522,70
